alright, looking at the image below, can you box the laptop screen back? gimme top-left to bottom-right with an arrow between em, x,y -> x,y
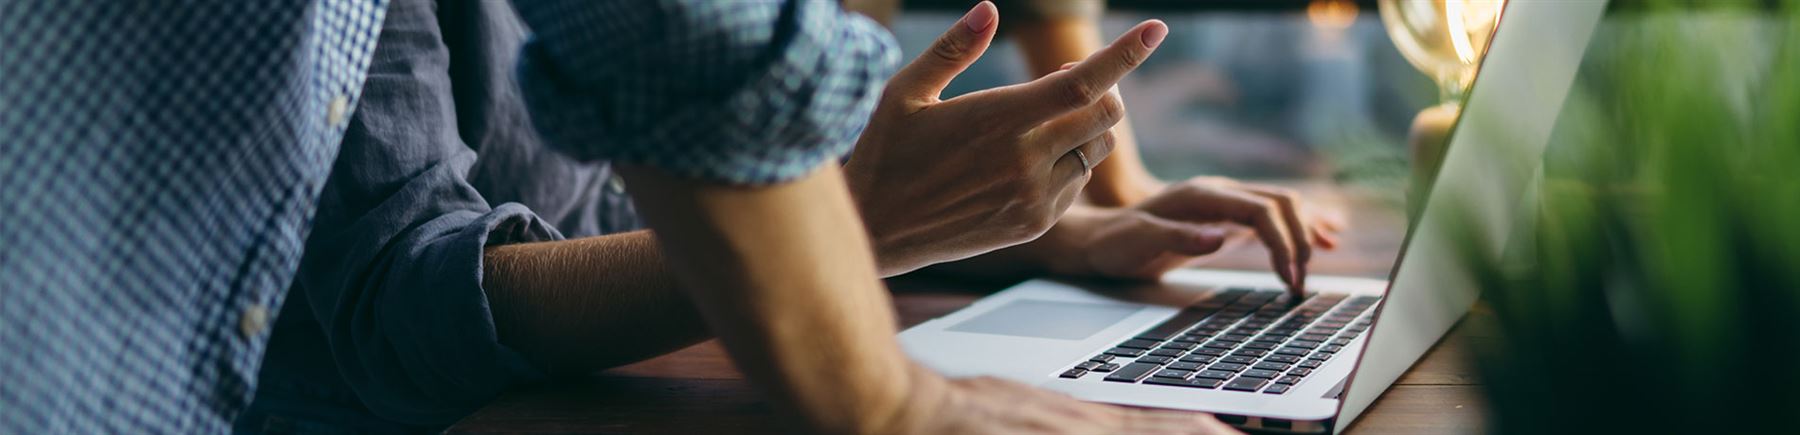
1332,1 -> 1607,429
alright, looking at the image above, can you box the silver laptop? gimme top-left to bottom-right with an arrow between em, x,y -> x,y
899,1 -> 1607,432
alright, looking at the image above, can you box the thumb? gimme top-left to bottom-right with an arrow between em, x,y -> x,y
885,1 -> 997,102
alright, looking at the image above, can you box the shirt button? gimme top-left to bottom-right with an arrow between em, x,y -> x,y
607,173 -> 627,194
326,95 -> 349,126
240,305 -> 269,339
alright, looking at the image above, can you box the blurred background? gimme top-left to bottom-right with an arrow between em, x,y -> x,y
892,0 -> 1435,193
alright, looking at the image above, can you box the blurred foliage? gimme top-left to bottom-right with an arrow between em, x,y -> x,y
1465,1 -> 1800,433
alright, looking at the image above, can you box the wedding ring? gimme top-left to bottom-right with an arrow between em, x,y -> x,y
1072,149 -> 1092,173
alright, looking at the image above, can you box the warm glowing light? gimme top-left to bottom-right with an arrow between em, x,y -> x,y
1445,0 -> 1476,63
1378,0 -> 1506,102
1306,0 -> 1359,32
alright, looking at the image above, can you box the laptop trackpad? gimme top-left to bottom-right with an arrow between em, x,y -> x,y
946,299 -> 1141,340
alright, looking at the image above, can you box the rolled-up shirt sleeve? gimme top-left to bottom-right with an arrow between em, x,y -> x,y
513,0 -> 899,184
290,0 -> 561,425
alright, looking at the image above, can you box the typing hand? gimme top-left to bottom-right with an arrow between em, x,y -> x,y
846,1 -> 1168,276
1047,178 -> 1341,296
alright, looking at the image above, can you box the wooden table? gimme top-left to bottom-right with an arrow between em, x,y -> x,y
449,186 -> 1487,434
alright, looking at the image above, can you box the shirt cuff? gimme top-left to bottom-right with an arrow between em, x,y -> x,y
351,203 -> 559,425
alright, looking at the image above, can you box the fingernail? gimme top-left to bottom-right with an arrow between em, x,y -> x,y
1140,21 -> 1168,49
963,1 -> 996,32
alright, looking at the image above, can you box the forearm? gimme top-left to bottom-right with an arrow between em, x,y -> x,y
483,230 -> 708,375
1014,16 -> 1160,206
620,164 -> 917,434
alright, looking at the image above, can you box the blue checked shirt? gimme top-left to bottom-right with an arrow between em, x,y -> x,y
0,0 -> 897,432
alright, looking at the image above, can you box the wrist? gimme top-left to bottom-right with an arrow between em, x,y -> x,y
861,363 -> 953,435
1084,174 -> 1164,207
1025,206 -> 1110,277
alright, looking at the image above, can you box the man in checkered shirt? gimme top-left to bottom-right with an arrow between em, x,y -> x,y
1,0 -> 1246,433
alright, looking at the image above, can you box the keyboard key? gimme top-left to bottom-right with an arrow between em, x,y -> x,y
1289,368 -> 1314,377
1149,348 -> 1184,357
1135,302 -> 1233,340
1105,347 -> 1146,357
1275,347 -> 1311,356
1202,341 -> 1237,350
1276,376 -> 1303,385
1195,370 -> 1236,380
1298,360 -> 1323,368
1251,335 -> 1287,344
1117,339 -> 1162,350
1221,355 -> 1259,365
1241,342 -> 1278,350
1075,361 -> 1101,370
1241,369 -> 1281,379
1298,334 -> 1332,342
1094,363 -> 1121,372
1179,354 -> 1217,364
1263,355 -> 1302,364
1223,377 -> 1270,392
1319,345 -> 1344,354
1286,340 -> 1321,350
1089,355 -> 1116,364
1253,362 -> 1292,371
1193,348 -> 1228,357
1138,356 -> 1174,365
1168,361 -> 1206,371
1231,349 -> 1269,357
1161,341 -> 1198,350
1330,338 -> 1352,346
1208,363 -> 1248,372
1145,377 -> 1224,389
1104,363 -> 1161,383
1183,333 -> 1219,342
1264,384 -> 1291,395
1154,369 -> 1196,379
1060,369 -> 1088,379
1215,334 -> 1252,343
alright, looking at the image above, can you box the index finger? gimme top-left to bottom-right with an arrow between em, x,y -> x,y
1010,20 -> 1167,121
1217,189 -> 1299,296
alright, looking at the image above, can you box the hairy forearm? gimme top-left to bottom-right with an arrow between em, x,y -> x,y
618,164 -> 916,434
1014,17 -> 1160,206
483,230 -> 708,375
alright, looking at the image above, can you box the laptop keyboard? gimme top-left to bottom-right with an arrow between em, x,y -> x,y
1057,288 -> 1380,395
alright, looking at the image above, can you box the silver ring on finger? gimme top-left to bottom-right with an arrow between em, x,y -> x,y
1070,149 -> 1092,173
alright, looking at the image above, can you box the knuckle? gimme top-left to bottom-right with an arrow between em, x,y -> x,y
1093,132 -> 1118,159
1267,187 -> 1300,201
1118,46 -> 1147,69
1055,77 -> 1102,108
1096,93 -> 1127,126
1022,214 -> 1057,239
929,34 -> 969,62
